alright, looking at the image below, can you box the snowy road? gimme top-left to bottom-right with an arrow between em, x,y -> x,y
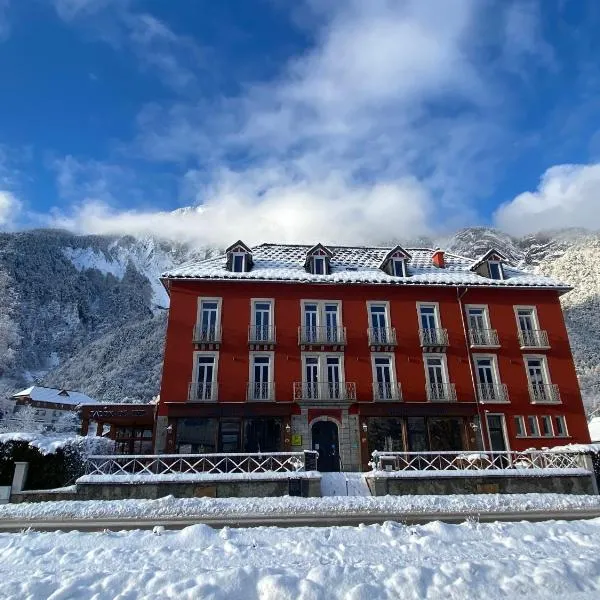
2,519 -> 600,599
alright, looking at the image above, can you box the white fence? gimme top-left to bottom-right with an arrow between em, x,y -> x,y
85,451 -> 319,476
371,450 -> 584,472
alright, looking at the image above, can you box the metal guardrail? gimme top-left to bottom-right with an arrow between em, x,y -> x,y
370,450 -> 583,472
469,328 -> 499,347
187,382 -> 218,402
84,451 -> 320,476
529,383 -> 561,404
367,327 -> 398,346
298,326 -> 347,345
248,325 -> 276,344
477,382 -> 509,403
519,329 -> 550,349
192,325 -> 222,344
373,381 -> 402,401
246,382 -> 275,402
426,382 -> 457,402
419,328 -> 449,347
293,381 -> 357,401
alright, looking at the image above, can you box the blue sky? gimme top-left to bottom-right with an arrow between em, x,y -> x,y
1,0 -> 600,245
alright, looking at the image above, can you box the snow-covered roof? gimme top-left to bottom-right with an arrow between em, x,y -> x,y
588,418 -> 600,443
11,386 -> 97,406
162,243 -> 570,290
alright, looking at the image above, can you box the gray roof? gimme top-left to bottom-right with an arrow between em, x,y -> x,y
11,386 -> 97,406
162,243 -> 570,290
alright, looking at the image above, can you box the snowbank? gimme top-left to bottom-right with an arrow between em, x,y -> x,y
2,518 -> 600,599
2,493 -> 600,521
0,432 -> 114,456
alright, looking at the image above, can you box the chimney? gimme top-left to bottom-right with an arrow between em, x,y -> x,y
432,249 -> 445,268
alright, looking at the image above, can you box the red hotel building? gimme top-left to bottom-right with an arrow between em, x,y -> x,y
156,242 -> 590,471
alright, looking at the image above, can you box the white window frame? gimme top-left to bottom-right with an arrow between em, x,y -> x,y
554,415 -> 568,437
514,305 -> 541,332
486,413 -> 511,451
301,300 -> 343,328
514,415 -> 526,437
250,298 -> 274,326
370,352 -> 398,399
366,301 -> 391,328
392,258 -> 407,277
523,354 -> 552,386
472,353 -> 502,386
312,256 -> 326,275
423,352 -> 450,386
197,297 -> 223,329
527,415 -> 540,437
301,352 -> 346,383
416,301 -> 442,329
248,351 -> 275,383
231,252 -> 246,273
540,415 -> 553,437
465,304 -> 492,329
192,350 -> 219,400
488,260 -> 504,280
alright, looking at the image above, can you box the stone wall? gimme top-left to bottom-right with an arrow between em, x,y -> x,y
366,473 -> 596,496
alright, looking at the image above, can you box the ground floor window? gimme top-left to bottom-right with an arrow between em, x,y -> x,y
175,417 -> 283,453
367,416 -> 469,455
114,427 -> 153,454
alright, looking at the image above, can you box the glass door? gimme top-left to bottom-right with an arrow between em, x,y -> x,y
374,356 -> 393,399
252,356 -> 271,400
304,304 -> 318,343
325,304 -> 339,343
253,302 -> 271,341
326,356 -> 341,399
468,308 -> 486,345
200,301 -> 218,341
196,356 -> 215,400
305,356 -> 319,399
426,357 -> 446,400
370,305 -> 387,343
475,357 -> 496,401
518,309 -> 535,333
526,358 -> 547,400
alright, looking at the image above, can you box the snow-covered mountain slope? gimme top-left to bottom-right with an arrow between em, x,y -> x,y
0,227 -> 599,407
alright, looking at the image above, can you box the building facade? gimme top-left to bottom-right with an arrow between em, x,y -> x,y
156,242 -> 590,471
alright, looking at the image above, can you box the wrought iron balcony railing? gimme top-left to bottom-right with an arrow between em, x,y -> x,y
293,381 -> 357,402
192,324 -> 222,344
426,382 -> 457,402
477,382 -> 509,403
248,325 -> 276,344
372,381 -> 403,401
528,383 -> 561,404
298,326 -> 347,345
367,327 -> 398,346
188,382 -> 218,402
419,328 -> 449,347
518,329 -> 549,349
246,381 -> 275,402
469,328 -> 499,347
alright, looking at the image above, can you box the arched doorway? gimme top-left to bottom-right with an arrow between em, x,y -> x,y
311,420 -> 340,472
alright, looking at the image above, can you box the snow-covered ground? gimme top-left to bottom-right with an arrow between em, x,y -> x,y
2,493 -> 600,521
2,518 -> 600,599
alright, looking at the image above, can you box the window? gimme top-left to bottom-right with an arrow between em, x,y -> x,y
488,261 -> 504,280
372,354 -> 398,400
514,416 -> 526,437
424,354 -> 452,401
301,300 -> 343,344
176,418 -> 218,454
473,355 -> 505,401
528,416 -> 540,436
243,418 -> 282,452
525,356 -> 556,402
419,304 -> 439,330
392,259 -> 407,277
466,305 -> 498,346
554,416 -> 568,437
313,256 -> 326,275
232,253 -> 245,272
249,353 -> 273,400
191,352 -> 218,401
418,303 -> 447,347
540,415 -> 553,437
301,353 -> 345,400
197,298 -> 221,343
368,302 -> 392,344
251,299 -> 274,342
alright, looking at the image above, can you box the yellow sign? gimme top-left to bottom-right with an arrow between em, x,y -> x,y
291,434 -> 302,446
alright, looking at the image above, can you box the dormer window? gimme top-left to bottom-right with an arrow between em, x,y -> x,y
470,249 -> 508,281
305,243 -> 333,275
380,245 -> 411,278
225,240 -> 253,273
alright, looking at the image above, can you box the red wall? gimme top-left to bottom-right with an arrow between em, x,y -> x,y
159,280 -> 590,447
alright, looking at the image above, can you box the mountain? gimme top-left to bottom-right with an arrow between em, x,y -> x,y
0,226 -> 598,410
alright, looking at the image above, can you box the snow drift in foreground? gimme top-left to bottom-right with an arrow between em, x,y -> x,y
2,519 -> 600,599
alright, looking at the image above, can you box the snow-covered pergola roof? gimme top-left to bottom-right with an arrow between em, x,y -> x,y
11,386 -> 97,407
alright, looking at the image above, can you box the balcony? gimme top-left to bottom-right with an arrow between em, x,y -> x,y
426,382 -> 457,402
188,382 -> 218,402
247,325 -> 276,345
419,328 -> 449,350
477,382 -> 509,403
367,327 -> 398,348
469,328 -> 499,348
192,325 -> 222,345
528,383 -> 561,404
298,326 -> 347,346
518,329 -> 550,349
293,381 -> 357,403
246,382 -> 275,402
372,381 -> 403,401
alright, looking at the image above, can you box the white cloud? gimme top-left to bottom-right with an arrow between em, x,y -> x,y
0,190 -> 20,227
494,163 -> 600,235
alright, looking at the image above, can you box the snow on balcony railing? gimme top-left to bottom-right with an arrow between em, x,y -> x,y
370,450 -> 583,472
469,328 -> 499,347
518,329 -> 549,349
188,382 -> 218,402
246,382 -> 275,402
477,382 -> 509,403
248,325 -> 276,344
298,326 -> 347,345
372,381 -> 402,401
528,383 -> 561,403
293,381 -> 357,402
192,324 -> 222,344
367,327 -> 398,346
426,382 -> 457,402
84,451 -> 319,477
419,328 -> 449,347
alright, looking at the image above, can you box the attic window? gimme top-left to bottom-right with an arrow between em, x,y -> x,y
305,243 -> 333,275
225,240 -> 253,273
313,256 -> 326,275
380,246 -> 411,278
232,253 -> 246,273
392,258 -> 407,277
488,261 -> 504,280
